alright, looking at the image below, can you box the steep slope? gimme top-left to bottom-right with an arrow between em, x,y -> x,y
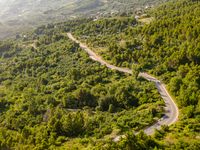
0,21 -> 165,149
0,0 -> 199,149
71,0 -> 200,148
67,32 -> 179,140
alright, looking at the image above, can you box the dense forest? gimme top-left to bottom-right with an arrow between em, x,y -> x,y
72,0 -> 200,117
0,0 -> 200,149
0,22 -> 164,149
70,0 -> 200,149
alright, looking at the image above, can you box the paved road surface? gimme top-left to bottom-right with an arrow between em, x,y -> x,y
67,33 -> 179,141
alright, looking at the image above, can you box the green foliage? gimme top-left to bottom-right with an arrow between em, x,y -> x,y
67,0 -> 200,148
89,132 -> 162,150
0,23 -> 163,149
1,0 -> 200,149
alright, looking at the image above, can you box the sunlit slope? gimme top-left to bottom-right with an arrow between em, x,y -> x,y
0,0 -> 166,39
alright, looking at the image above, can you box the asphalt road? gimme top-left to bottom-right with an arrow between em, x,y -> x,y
67,33 -> 179,141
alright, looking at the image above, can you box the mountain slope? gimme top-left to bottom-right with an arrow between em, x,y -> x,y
0,0 -> 199,149
70,0 -> 200,148
0,20 -> 165,149
0,0 -> 166,39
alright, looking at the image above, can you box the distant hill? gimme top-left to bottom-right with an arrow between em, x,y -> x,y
0,0 -> 166,39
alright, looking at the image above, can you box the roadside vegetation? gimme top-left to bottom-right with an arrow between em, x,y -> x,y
0,24 -> 164,149
71,0 -> 200,148
0,0 -> 199,149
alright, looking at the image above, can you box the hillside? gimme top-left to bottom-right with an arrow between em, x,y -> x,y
71,0 -> 200,148
0,19 -> 165,149
0,0 -> 166,39
0,0 -> 200,149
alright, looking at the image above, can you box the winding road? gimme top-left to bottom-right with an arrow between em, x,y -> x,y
67,33 -> 179,141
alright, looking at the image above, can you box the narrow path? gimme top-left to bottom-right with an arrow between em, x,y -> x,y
67,33 -> 179,141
